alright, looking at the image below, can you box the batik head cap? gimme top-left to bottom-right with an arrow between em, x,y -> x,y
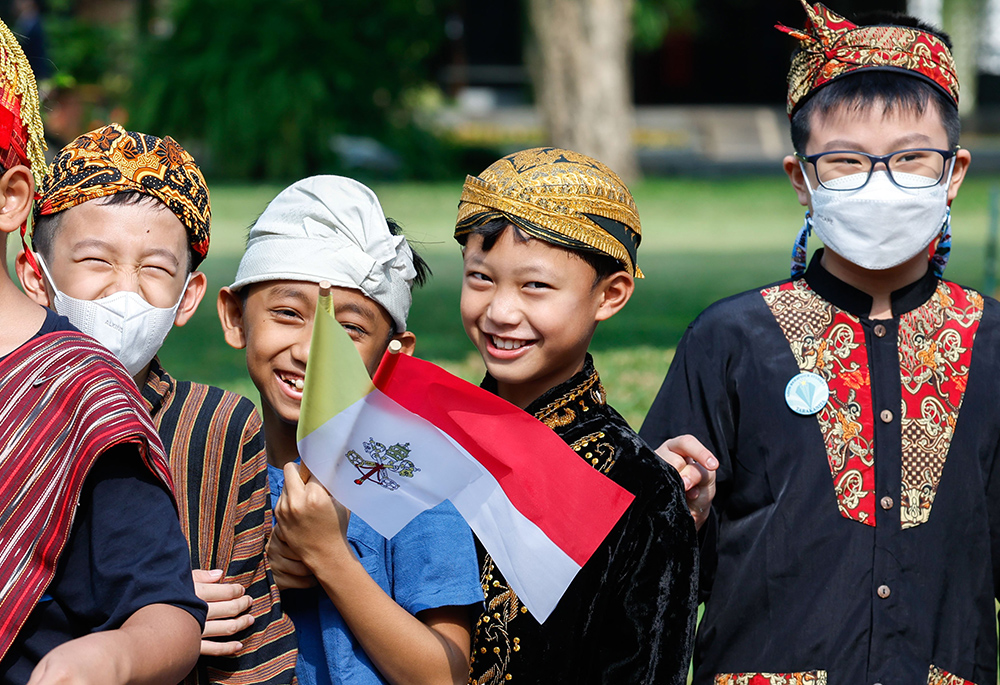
230,175 -> 417,332
0,18 -> 46,186
34,124 -> 211,266
778,0 -> 959,117
455,147 -> 643,278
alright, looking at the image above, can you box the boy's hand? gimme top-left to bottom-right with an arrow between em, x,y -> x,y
656,435 -> 718,531
267,526 -> 319,590
273,462 -> 352,572
192,569 -> 254,656
27,633 -> 124,684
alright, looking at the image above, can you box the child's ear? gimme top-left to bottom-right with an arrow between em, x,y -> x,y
15,249 -> 51,306
594,272 -> 635,322
217,287 -> 247,350
784,154 -> 811,208
391,330 -> 417,357
0,165 -> 34,236
947,148 -> 972,203
174,271 -> 208,326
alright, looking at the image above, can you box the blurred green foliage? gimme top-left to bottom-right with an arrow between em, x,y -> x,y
129,0 -> 455,180
633,0 -> 696,52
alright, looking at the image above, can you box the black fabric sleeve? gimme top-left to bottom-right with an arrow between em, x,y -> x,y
639,314 -> 738,602
600,465 -> 698,685
56,444 -> 207,631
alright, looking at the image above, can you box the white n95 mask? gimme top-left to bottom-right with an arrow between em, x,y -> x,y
804,163 -> 953,271
38,256 -> 189,377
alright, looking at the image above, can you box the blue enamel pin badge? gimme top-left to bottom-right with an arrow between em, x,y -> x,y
784,372 -> 830,415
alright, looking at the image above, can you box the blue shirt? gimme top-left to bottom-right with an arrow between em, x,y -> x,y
268,463 -> 482,685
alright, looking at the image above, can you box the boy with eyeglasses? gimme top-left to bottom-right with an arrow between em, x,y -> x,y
640,2 -> 1000,683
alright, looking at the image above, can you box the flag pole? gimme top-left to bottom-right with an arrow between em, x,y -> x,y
373,339 -> 404,388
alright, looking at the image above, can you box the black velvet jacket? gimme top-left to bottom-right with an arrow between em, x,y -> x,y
469,356 -> 698,685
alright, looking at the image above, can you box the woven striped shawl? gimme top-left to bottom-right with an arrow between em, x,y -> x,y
0,331 -> 172,659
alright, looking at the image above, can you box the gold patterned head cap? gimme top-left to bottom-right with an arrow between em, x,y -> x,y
778,0 -> 959,117
455,147 -> 643,278
0,19 -> 46,187
35,124 -> 211,266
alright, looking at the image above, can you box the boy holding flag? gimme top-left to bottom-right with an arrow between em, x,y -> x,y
454,147 -> 698,684
217,175 -> 483,685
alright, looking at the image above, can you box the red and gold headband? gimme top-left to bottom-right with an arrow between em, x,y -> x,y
35,124 -> 211,266
0,19 -> 46,186
777,0 -> 959,116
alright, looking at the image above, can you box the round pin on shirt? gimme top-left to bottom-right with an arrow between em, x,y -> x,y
785,372 -> 829,415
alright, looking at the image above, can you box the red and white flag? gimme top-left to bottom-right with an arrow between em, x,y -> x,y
297,291 -> 634,621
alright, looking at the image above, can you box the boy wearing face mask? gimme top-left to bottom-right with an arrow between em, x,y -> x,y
16,125 -> 298,685
640,2 -> 1000,683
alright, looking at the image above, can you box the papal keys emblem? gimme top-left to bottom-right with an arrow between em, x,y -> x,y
346,438 -> 420,491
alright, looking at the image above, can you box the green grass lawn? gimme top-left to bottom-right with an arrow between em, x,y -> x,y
158,173 -> 1000,428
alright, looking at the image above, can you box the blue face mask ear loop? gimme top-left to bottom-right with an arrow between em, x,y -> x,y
930,206 -> 952,279
791,159 -> 815,279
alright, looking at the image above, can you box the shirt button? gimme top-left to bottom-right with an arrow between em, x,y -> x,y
873,324 -> 887,337
877,584 -> 891,599
880,496 -> 893,510
880,409 -> 893,423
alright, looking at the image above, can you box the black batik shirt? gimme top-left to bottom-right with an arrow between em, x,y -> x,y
469,356 -> 698,685
640,251 -> 1000,685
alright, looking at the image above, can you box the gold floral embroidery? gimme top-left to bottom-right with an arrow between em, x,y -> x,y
533,367 -> 604,429
470,555 -> 520,685
715,672 -> 828,685
897,284 -> 982,529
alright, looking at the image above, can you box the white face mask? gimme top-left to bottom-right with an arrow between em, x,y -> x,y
803,161 -> 954,271
38,256 -> 190,378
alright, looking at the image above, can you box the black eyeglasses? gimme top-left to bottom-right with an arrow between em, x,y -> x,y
796,147 -> 959,191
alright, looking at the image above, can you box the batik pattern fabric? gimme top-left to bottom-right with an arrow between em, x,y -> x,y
468,355 -> 698,685
928,665 -> 976,685
35,123 -> 211,266
0,18 -> 45,185
141,358 -> 298,685
777,0 -> 959,115
715,673 -> 828,685
0,331 -> 172,660
455,147 -> 644,277
897,283 -> 981,529
762,279 -> 876,526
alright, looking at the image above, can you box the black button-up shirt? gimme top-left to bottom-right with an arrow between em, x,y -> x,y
641,251 -> 1000,685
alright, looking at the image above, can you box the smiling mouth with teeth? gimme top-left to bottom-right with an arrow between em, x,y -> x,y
491,335 -> 531,350
280,374 -> 304,390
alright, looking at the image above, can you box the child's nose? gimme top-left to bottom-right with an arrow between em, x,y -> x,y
486,291 -> 521,325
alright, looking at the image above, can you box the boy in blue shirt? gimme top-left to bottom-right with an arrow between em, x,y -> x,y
217,175 -> 482,685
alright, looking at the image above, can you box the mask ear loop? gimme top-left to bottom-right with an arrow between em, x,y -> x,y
791,212 -> 812,279
20,193 -> 43,282
791,160 -> 814,279
929,155 -> 957,279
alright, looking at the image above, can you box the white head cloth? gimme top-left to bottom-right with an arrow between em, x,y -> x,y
230,175 -> 417,331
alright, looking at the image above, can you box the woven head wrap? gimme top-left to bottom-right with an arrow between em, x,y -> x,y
0,19 -> 45,186
34,124 -> 211,267
778,0 -> 959,117
455,147 -> 643,278
230,175 -> 417,332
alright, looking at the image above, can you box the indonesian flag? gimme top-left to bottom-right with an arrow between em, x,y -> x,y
297,289 -> 635,622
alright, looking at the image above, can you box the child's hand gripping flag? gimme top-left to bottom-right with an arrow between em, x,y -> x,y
297,285 -> 634,623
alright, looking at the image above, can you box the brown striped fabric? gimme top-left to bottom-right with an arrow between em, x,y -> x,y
0,332 -> 173,660
141,358 -> 297,685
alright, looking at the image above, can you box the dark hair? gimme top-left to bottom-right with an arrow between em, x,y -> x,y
789,13 -> 959,154
32,190 -> 195,272
460,218 -> 625,284
385,217 -> 431,288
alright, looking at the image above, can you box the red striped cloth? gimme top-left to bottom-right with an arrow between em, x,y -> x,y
0,331 -> 172,660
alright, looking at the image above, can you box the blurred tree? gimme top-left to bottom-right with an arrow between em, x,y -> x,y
130,0 -> 450,179
525,0 -> 693,181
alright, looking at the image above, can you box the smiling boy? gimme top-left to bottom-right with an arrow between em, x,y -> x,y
0,23 -> 203,685
454,147 -> 698,685
639,3 -> 1000,683
217,175 -> 482,685
17,125 -> 297,684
